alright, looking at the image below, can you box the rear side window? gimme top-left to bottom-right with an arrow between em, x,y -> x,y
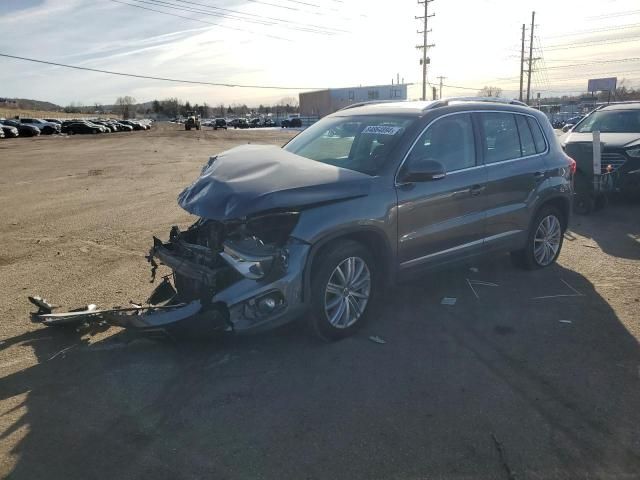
526,117 -> 547,153
479,112 -> 521,163
515,115 -> 536,156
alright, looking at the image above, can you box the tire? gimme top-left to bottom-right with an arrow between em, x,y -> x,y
511,205 -> 565,270
309,240 -> 378,340
573,193 -> 594,215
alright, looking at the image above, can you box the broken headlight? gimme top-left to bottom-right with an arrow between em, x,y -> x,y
220,212 -> 298,280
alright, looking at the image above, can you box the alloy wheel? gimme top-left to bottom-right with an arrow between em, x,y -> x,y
324,256 -> 371,328
533,215 -> 562,266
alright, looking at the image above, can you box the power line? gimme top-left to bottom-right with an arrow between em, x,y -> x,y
587,9 -> 640,19
544,35 -> 640,50
130,0 -> 340,35
543,22 -> 640,38
107,0 -> 292,41
0,53 -> 325,90
161,0 -> 346,33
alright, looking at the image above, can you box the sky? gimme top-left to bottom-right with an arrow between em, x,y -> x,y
1,0 -> 639,107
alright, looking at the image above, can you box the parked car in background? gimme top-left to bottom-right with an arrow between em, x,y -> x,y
115,121 -> 134,132
249,118 -> 262,128
560,115 -> 584,133
263,118 -> 275,127
281,115 -> 302,128
561,101 -> 640,200
62,121 -> 102,134
0,128 -> 4,139
0,122 -> 20,138
120,120 -> 145,131
2,119 -> 40,136
213,118 -> 227,130
230,118 -> 249,129
19,118 -> 61,135
92,120 -> 117,132
44,118 -> 62,124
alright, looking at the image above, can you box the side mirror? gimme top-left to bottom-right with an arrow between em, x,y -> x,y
400,159 -> 446,183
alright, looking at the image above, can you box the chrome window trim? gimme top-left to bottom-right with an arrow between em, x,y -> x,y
400,230 -> 522,269
394,110 -> 549,185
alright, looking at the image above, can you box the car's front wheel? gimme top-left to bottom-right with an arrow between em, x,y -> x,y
512,205 -> 565,269
310,240 -> 377,340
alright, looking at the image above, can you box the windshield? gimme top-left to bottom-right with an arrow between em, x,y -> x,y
283,115 -> 414,175
574,110 -> 640,133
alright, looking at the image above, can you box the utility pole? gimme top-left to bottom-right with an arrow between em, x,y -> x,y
519,23 -> 525,102
416,0 -> 435,101
526,11 -> 535,105
437,75 -> 446,99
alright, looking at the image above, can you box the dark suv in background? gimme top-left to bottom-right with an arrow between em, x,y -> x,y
137,98 -> 574,340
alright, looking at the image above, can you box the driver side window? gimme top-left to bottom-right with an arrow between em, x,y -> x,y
407,113 -> 476,172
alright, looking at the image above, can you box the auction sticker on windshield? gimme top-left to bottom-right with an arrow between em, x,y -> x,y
362,125 -> 402,135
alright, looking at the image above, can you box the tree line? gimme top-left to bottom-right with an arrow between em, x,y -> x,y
60,95 -> 299,119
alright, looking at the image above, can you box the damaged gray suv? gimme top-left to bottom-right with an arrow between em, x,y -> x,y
32,99 -> 574,340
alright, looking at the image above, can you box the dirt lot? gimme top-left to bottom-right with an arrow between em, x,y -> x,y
1,123 -> 639,479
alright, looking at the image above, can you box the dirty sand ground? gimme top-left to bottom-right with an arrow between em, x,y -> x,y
1,123 -> 639,479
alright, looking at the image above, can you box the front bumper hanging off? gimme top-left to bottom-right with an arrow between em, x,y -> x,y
28,228 -> 311,335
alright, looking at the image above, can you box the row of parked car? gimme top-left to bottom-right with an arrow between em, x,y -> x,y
195,116 -> 303,130
552,115 -> 584,132
0,117 -> 153,138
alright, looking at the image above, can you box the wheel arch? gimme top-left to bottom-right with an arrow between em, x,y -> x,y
536,194 -> 571,231
301,227 -> 394,303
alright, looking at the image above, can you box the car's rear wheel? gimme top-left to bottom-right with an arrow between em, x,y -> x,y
309,240 -> 377,340
511,205 -> 564,270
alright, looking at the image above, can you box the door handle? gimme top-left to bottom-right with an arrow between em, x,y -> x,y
470,184 -> 485,196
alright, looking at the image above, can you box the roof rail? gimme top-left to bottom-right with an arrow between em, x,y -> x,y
337,100 -> 407,111
428,97 -> 528,109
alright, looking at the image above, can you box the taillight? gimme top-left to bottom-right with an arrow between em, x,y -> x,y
567,156 -> 576,175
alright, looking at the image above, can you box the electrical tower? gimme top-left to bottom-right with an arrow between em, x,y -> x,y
437,75 -> 446,100
519,12 -> 539,105
526,11 -> 535,105
416,0 -> 435,101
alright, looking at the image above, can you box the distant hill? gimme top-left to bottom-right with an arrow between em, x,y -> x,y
0,97 -> 64,111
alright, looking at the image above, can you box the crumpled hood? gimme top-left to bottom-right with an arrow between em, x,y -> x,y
177,144 -> 372,220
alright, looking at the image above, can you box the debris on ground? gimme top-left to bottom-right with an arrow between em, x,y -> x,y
466,279 -> 499,299
441,297 -> 457,306
559,320 -> 573,324
48,344 -> 77,361
368,336 -> 386,344
469,267 -> 479,273
491,432 -> 517,480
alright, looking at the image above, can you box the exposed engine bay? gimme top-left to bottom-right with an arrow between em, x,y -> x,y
149,211 -> 298,300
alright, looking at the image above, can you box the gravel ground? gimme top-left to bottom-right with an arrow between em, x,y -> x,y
0,123 -> 639,479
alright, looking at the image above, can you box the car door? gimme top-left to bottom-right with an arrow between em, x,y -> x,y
477,112 -> 549,251
396,112 -> 488,271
